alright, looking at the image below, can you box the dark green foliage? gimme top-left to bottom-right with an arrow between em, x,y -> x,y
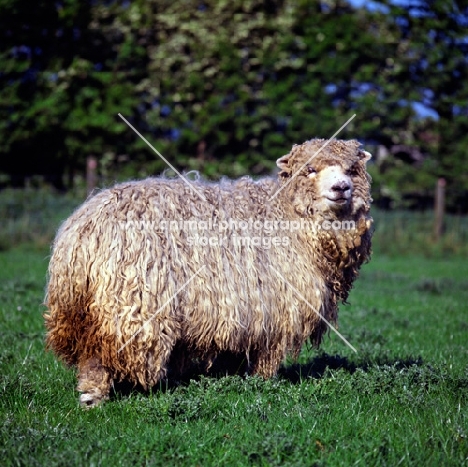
1,0 -> 467,211
0,0 -> 139,188
368,0 -> 468,211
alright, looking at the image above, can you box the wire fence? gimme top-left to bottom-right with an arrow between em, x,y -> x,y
0,187 -> 467,256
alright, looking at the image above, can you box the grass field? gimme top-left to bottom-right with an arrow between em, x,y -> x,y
0,246 -> 467,466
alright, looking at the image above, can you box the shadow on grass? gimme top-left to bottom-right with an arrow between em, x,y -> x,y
277,352 -> 424,384
110,352 -> 424,400
111,350 -> 251,398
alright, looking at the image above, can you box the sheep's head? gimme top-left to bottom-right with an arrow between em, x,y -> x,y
276,139 -> 372,218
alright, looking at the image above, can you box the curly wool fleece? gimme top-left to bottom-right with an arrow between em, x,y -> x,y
44,138 -> 373,406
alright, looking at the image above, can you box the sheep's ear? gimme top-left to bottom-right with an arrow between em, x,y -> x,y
359,150 -> 372,162
276,154 -> 290,170
276,153 -> 291,175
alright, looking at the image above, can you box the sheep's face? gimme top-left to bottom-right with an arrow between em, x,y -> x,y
311,164 -> 353,211
276,139 -> 372,217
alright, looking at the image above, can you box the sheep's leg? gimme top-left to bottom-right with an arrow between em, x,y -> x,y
249,346 -> 285,379
145,321 -> 182,386
77,357 -> 112,408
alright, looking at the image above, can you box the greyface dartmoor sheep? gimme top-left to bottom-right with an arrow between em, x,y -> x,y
44,138 -> 373,407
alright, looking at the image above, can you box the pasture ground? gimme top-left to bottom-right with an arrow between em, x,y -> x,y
0,246 -> 467,466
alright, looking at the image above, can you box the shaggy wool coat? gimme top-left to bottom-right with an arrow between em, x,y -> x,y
45,139 -> 372,391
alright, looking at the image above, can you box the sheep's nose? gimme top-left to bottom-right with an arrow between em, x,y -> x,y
331,181 -> 351,193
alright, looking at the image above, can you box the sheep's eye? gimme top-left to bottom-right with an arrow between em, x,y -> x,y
347,166 -> 359,176
306,166 -> 317,175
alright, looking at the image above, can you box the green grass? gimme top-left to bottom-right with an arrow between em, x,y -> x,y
0,247 -> 467,466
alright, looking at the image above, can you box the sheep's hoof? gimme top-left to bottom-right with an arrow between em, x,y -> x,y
79,391 -> 108,409
77,357 -> 111,408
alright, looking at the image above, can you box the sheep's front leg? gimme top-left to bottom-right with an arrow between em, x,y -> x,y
77,357 -> 112,408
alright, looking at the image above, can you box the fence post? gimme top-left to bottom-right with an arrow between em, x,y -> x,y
434,178 -> 445,241
197,140 -> 206,160
87,156 -> 97,195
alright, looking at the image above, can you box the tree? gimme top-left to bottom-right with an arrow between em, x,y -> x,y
367,0 -> 468,211
1,0 -> 467,213
0,0 -> 139,188
107,0 -> 392,178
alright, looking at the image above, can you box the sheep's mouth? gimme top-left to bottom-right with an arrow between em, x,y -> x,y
326,196 -> 350,205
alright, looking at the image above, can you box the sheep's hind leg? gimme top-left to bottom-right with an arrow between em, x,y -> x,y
77,357 -> 112,408
249,346 -> 285,379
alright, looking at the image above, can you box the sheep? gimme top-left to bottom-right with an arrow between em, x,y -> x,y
44,138 -> 373,407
